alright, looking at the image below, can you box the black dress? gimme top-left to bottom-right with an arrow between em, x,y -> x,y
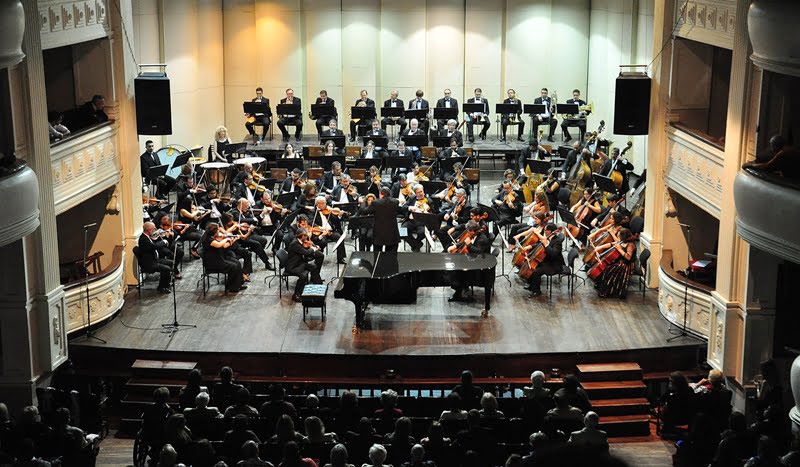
595,242 -> 635,299
201,235 -> 244,292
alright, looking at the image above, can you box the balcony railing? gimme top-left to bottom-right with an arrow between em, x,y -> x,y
665,125 -> 725,218
64,245 -> 125,333
657,250 -> 714,340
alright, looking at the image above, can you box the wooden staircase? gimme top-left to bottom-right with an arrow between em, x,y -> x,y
577,362 -> 650,438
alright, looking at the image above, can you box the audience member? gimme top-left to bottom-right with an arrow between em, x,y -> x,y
385,417 -> 415,465
224,387 -> 259,419
155,443 -> 182,467
303,415 -> 338,445
323,443 -> 354,467
546,395 -> 584,435
237,439 -> 273,467
451,371 -> 483,410
522,431 -> 550,465
48,111 -> 71,142
553,374 -> 592,414
712,411 -> 756,467
439,393 -> 467,422
400,444 -> 435,467
278,440 -> 317,467
184,391 -> 222,439
364,443 -> 391,467
15,406 -> 51,457
523,371 -> 552,401
163,414 -> 193,464
260,384 -> 298,431
269,414 -> 305,449
344,417 -> 382,466
333,391 -> 360,434
299,394 -> 328,422
478,392 -> 505,419
742,135 -> 800,181
374,389 -> 403,433
568,411 -> 608,453
504,453 -> 523,467
661,371 -> 696,430
213,366 -> 243,412
673,413 -> 721,467
419,421 -> 450,466
191,438 -> 219,467
744,436 -> 783,467
178,369 -> 205,411
455,409 -> 496,460
691,369 -> 724,394
224,414 -> 261,463
77,95 -> 109,129
16,438 -> 51,467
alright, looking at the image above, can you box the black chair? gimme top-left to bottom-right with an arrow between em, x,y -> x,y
558,246 -> 585,297
268,248 -> 305,298
200,256 -> 228,297
132,246 -> 157,296
630,248 -> 650,298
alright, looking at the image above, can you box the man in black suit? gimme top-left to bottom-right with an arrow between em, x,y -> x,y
524,223 -> 564,297
438,120 -> 463,147
381,90 -> 407,135
438,138 -> 466,160
277,88 -> 302,142
348,90 -> 376,142
492,181 -> 523,226
561,89 -> 589,143
517,139 -> 550,176
501,89 -> 525,142
312,89 -> 337,136
76,94 -> 109,130
361,140 -> 385,160
435,89 -> 459,130
321,119 -> 345,140
408,89 -> 430,134
245,87 -> 271,142
322,161 -> 344,193
533,87 -> 558,142
401,119 -> 426,163
364,120 -> 387,152
285,227 -> 324,302
138,222 -> 173,293
599,147 -> 635,193
363,187 -> 402,252
465,88 -> 491,143
140,140 -> 175,198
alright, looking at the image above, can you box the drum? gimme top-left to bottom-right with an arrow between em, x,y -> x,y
234,156 -> 266,166
200,162 -> 231,185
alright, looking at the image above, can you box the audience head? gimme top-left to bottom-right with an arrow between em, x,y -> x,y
530,370 -> 546,388
235,387 -> 251,405
708,369 -> 724,387
187,368 -> 202,387
165,413 -> 187,434
467,408 -> 480,426
394,416 -> 412,438
53,407 -> 71,428
505,454 -> 523,467
428,421 -> 444,441
241,439 -> 259,460
282,440 -> 301,463
729,410 -> 746,433
304,416 -> 325,438
770,134 -> 786,152
461,370 -> 474,385
584,411 -> 599,429
411,443 -> 425,461
529,431 -> 549,448
276,413 -> 295,436
329,443 -> 349,465
369,443 -> 388,464
358,416 -> 374,435
340,390 -> 357,409
668,371 -> 690,395
380,389 -> 398,409
158,444 -> 178,466
305,393 -> 319,408
195,391 -> 210,409
554,394 -> 569,409
563,374 -> 580,391
480,392 -> 499,412
446,391 -> 463,411
219,366 -> 233,383
20,406 -> 40,424
0,403 -> 8,423
154,386 -> 171,405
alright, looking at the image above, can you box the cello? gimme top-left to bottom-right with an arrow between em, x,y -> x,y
518,227 -> 562,280
587,242 -> 622,280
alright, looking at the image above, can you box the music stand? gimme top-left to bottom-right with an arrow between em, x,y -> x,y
351,106 -> 376,122
433,107 -> 458,122
440,156 -> 470,174
381,106 -> 404,118
363,136 -> 388,149
382,156 -> 412,173
347,215 -> 375,251
420,180 -> 447,196
276,103 -> 301,116
401,135 -> 429,148
431,136 -> 455,148
478,203 -> 511,285
275,158 -> 304,172
170,151 -> 192,170
462,103 -> 485,115
320,135 -> 346,149
523,104 -> 546,115
409,212 -> 442,252
226,142 -> 248,158
593,174 -> 618,194
495,103 -> 520,115
404,109 -> 429,121
354,182 -> 370,196
318,155 -> 346,172
310,103 -> 336,121
557,103 -> 579,115
354,158 -> 379,169
527,159 -> 551,175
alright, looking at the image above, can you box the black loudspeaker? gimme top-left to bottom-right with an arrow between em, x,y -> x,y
134,72 -> 172,135
613,74 -> 651,135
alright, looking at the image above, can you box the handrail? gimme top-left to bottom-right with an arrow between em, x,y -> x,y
742,167 -> 800,192
64,245 -> 124,290
50,121 -> 114,148
670,122 -> 724,151
659,249 -> 714,293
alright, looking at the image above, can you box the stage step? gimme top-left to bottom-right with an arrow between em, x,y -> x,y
582,380 -> 646,399
131,359 -> 197,379
598,414 -> 651,437
577,362 -> 642,382
590,398 -> 650,416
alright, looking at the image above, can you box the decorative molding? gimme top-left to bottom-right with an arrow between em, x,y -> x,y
676,0 -> 736,50
665,126 -> 724,218
64,252 -> 125,333
658,266 -> 712,340
50,124 -> 120,215
0,166 -> 40,248
38,0 -> 109,50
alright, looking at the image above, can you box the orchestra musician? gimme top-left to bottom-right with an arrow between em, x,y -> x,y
174,163 -> 194,196
402,118 -> 425,163
500,168 -> 522,192
363,186 -> 402,252
591,194 -> 630,229
408,90 -> 430,133
349,90 -> 376,142
465,87 -> 490,143
209,126 -> 232,163
282,142 -> 301,159
219,212 -> 255,280
406,163 -> 428,184
435,188 -> 472,248
231,198 -> 274,270
517,139 -> 549,176
235,174 -> 263,207
532,88 -> 557,143
140,140 -> 175,198
501,89 -> 525,142
439,162 -> 470,198
391,174 -> 413,204
321,140 -> 338,156
569,189 -> 603,243
392,140 -> 413,159
177,194 -> 208,258
446,220 -> 491,303
254,190 -> 287,251
277,88 -> 303,143
202,222 -> 246,293
364,120 -> 387,152
435,89 -> 459,130
312,89 -> 337,136
439,138 -> 466,161
331,174 -> 359,205
209,192 -> 234,225
286,227 -> 324,302
523,223 -> 564,297
298,184 -> 320,212
311,196 -> 347,264
561,89 -> 589,143
402,184 -> 431,252
593,228 -> 636,299
509,212 -> 547,249
541,170 -> 562,213
157,217 -> 185,278
245,87 -> 271,142
599,147 -> 635,193
381,90 -> 407,135
438,120 -> 464,147
321,119 -> 345,139
354,193 -> 377,251
561,141 -> 583,175
361,140 -> 385,160
233,162 -> 257,187
138,221 -> 174,293
281,168 -> 305,195
322,161 -> 344,193
507,193 -> 549,245
492,181 -> 523,227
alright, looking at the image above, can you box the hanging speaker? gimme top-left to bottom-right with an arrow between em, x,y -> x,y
614,73 -> 651,135
135,72 -> 172,135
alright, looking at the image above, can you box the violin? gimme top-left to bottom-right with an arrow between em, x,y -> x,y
321,207 -> 346,217
411,197 -> 430,213
143,196 -> 167,205
247,182 -> 266,193
309,225 -> 332,237
504,191 -> 516,207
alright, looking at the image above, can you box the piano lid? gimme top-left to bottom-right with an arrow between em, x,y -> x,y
340,252 -> 497,279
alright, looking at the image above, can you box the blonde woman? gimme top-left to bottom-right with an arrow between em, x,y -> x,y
208,126 -> 231,163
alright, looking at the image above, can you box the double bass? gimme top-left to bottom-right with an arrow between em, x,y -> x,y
610,141 -> 633,190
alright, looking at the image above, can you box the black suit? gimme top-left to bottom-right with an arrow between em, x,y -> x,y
277,97 -> 303,140
527,232 -> 565,293
363,196 -> 402,251
381,98 -> 407,134
465,97 -> 491,140
140,150 -> 175,199
600,157 -> 635,193
493,191 -> 523,226
138,233 -> 173,290
517,146 -> 549,175
438,129 -> 464,147
533,96 -> 557,139
245,96 -> 271,139
501,98 -> 525,140
312,97 -> 337,135
561,98 -> 588,141
435,97 -> 459,130
408,98 -> 431,133
350,98 -> 376,140
286,239 -> 323,297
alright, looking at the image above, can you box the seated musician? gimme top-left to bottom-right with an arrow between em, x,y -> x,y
541,171 -> 561,212
331,174 -> 359,205
237,174 -> 265,206
322,161 -> 344,194
408,89 -> 430,134
312,196 -> 347,264
439,138 -> 466,161
209,126 -> 232,162
403,184 -> 432,252
202,223 -> 246,292
517,139 -> 550,176
465,87 -> 490,143
569,189 -> 603,243
355,193 -> 377,251
406,163 -> 429,185
219,212 -> 255,280
157,217 -> 184,279
501,89 -> 524,142
561,89 -> 589,143
283,214 -> 310,248
435,188 -> 472,249
591,194 -> 630,229
282,143 -> 301,159
365,120 -> 387,151
368,165 -> 386,191
437,162 -> 470,198
436,185 -> 469,219
446,220 -> 491,302
174,163 -> 194,195
435,89 -> 459,130
313,90 -> 337,136
523,223 -> 564,297
277,88 -> 302,143
286,227 -> 324,302
593,228 -> 636,299
508,192 -> 549,245
438,119 -> 463,147
321,140 -> 339,157
245,87 -> 270,142
138,222 -> 174,293
391,174 -> 414,204
533,88 -> 557,143
177,194 -> 208,258
321,117 -> 345,138
587,212 -> 626,251
140,140 -> 176,198
382,89 -> 408,135
208,191 -> 233,225
281,168 -> 305,195
391,141 -> 414,177
498,168 -> 522,193
561,141 -> 583,175
509,212 -> 547,250
350,91 -> 376,142
298,183 -> 320,213
492,181 -> 523,227
599,147 -> 635,193
402,118 -> 425,163
362,140 -> 385,160
254,191 -> 287,251
231,199 -> 274,270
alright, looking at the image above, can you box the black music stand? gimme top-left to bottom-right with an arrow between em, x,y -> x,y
146,164 -> 169,197
478,203 -> 511,285
276,191 -> 299,208
244,102 -> 273,141
381,106 -> 405,140
440,156 -> 470,174
320,135 -> 346,149
170,151 -> 192,170
318,155 -> 346,172
353,182 -> 370,196
527,159 -> 551,175
310,104 -> 336,122
275,158 -> 304,172
557,103 -> 579,115
276,103 -> 301,116
495,103 -> 521,142
401,135 -> 429,148
351,107 -> 377,142
433,107 -> 458,127
431,136 -> 455,148
405,109 -> 429,122
523,104 -> 546,115
354,158 -> 379,169
226,143 -> 248,162
409,212 -> 442,252
382,156 -> 412,173
420,180 -> 447,195
347,215 -> 375,251
593,174 -> 618,194
463,103 -> 485,116
363,136 -> 388,149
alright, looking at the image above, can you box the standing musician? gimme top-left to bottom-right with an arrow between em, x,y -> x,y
286,227 -> 324,302
245,87 -> 270,142
446,220 -> 491,302
438,120 -> 464,147
231,199 -> 274,270
281,168 -> 305,195
382,90 -> 408,135
435,188 -> 471,248
311,196 -> 348,264
403,184 -> 431,252
349,90 -> 376,142
435,89 -> 459,130
408,90 -> 430,134
390,174 -> 414,204
569,189 -> 603,243
322,161 -> 344,193
138,222 -> 174,293
209,126 -> 232,162
363,186 -> 402,252
523,223 -> 564,297
593,228 -> 636,299
177,194 -> 209,258
465,87 -> 490,143
202,223 -> 246,293
493,181 -> 523,227
331,174 -> 359,205
600,147 -> 635,193
354,193 -> 377,251
140,140 -> 175,198
219,212 -> 255,281
517,139 -> 550,176
401,118 -> 425,163
157,217 -> 184,279
501,88 -> 525,142
277,88 -> 303,143
312,89 -> 337,136
532,88 -> 557,143
561,89 -> 589,143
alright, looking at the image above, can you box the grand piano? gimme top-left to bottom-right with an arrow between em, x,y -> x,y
334,251 -> 497,330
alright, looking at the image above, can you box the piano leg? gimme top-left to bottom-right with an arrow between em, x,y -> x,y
483,284 -> 492,317
352,299 -> 366,334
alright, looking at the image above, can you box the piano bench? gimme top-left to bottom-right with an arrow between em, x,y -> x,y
301,284 -> 328,322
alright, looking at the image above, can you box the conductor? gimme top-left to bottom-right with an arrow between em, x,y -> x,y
363,187 -> 402,252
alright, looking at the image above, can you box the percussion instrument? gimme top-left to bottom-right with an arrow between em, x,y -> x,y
201,162 -> 232,185
234,156 -> 266,166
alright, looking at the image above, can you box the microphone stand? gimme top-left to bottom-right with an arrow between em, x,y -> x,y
73,223 -> 106,343
161,239 -> 196,337
667,223 -> 702,342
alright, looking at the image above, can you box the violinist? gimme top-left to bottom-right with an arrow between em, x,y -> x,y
586,212 -> 626,260
435,188 -> 471,248
157,217 -> 184,278
232,199 -> 275,270
299,183 -> 320,212
517,139 -> 549,176
322,161 -> 344,193
312,196 -> 347,264
406,163 -> 428,184
219,212 -> 255,281
210,192 -> 234,224
438,138 -> 466,161
492,181 -> 523,227
367,165 -> 385,193
138,222 -> 174,293
286,227 -> 324,302
255,191 -> 286,251
238,174 -> 265,206
280,168 -> 304,195
284,214 -> 312,248
446,220 -> 491,302
391,174 -> 413,203
201,223 -> 246,293
403,184 -> 431,252
355,193 -> 377,251
174,163 -> 195,195
177,194 -> 208,258
593,228 -> 636,299
439,162 -> 470,198
331,174 -> 359,205
233,161 -> 260,187
591,194 -> 630,229
524,223 -> 564,297
569,189 -> 603,242
499,169 -> 521,192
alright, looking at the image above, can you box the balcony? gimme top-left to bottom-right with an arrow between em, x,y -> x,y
50,122 -> 120,215
64,245 -> 125,333
734,168 -> 800,264
657,250 -> 714,340
665,125 -> 725,218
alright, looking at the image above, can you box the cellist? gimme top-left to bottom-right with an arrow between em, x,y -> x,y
523,223 -> 564,297
508,192 -> 550,246
569,189 -> 603,243
446,220 -> 491,302
593,228 -> 636,299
